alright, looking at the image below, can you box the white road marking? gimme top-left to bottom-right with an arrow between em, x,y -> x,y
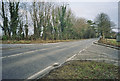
66,41 -> 95,61
66,45 -> 90,61
2,44 -> 63,59
78,49 -> 85,54
78,54 -> 96,55
2,40 -> 92,59
56,46 -> 60,47
2,49 -> 47,59
43,44 -> 49,45
66,54 -> 77,61
1,44 -> 66,59
40,49 -> 46,51
27,43 -> 95,79
27,65 -> 53,79
43,43 -> 60,45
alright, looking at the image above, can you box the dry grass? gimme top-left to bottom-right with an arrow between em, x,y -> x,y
98,39 -> 120,47
42,60 -> 119,79
2,39 -> 79,44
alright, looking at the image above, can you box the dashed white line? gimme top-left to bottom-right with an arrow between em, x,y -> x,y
40,49 -> 46,51
56,46 -> 60,47
66,54 -> 77,61
2,49 -> 47,59
2,45 -> 64,59
78,49 -> 85,54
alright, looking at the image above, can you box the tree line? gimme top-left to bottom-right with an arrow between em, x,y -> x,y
0,1 -> 115,40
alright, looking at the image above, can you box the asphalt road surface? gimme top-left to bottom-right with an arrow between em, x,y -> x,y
74,43 -> 119,66
1,39 -> 110,79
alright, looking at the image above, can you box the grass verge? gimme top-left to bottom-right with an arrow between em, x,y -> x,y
98,39 -> 120,47
2,39 -> 82,44
42,60 -> 119,79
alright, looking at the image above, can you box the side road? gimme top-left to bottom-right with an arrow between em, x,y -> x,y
41,43 -> 119,79
93,41 -> 120,50
73,44 -> 119,66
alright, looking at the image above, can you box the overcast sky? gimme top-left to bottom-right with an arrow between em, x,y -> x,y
69,2 -> 118,24
0,0 -> 119,36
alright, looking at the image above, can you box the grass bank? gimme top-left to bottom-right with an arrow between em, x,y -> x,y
2,39 -> 85,44
98,39 -> 120,47
42,60 -> 119,79
2,40 -> 77,44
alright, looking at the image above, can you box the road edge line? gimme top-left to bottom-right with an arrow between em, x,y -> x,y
27,66 -> 53,80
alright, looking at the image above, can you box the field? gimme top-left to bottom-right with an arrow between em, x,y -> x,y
98,39 -> 120,47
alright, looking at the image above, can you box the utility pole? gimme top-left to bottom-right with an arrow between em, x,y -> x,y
117,1 -> 120,42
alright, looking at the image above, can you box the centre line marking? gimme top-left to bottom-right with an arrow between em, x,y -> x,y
2,41 -> 84,59
2,45 -> 63,59
2,48 -> 47,59
56,46 -> 60,47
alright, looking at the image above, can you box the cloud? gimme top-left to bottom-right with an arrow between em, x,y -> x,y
67,0 -> 119,2
112,29 -> 120,33
69,2 -> 118,27
3,0 -> 119,2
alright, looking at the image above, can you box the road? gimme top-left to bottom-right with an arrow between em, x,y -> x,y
74,43 -> 119,66
2,39 -> 96,79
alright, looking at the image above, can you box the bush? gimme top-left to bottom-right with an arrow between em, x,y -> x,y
2,35 -> 8,40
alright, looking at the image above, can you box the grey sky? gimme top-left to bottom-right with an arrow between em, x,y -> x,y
69,2 -> 118,27
0,0 -> 119,36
